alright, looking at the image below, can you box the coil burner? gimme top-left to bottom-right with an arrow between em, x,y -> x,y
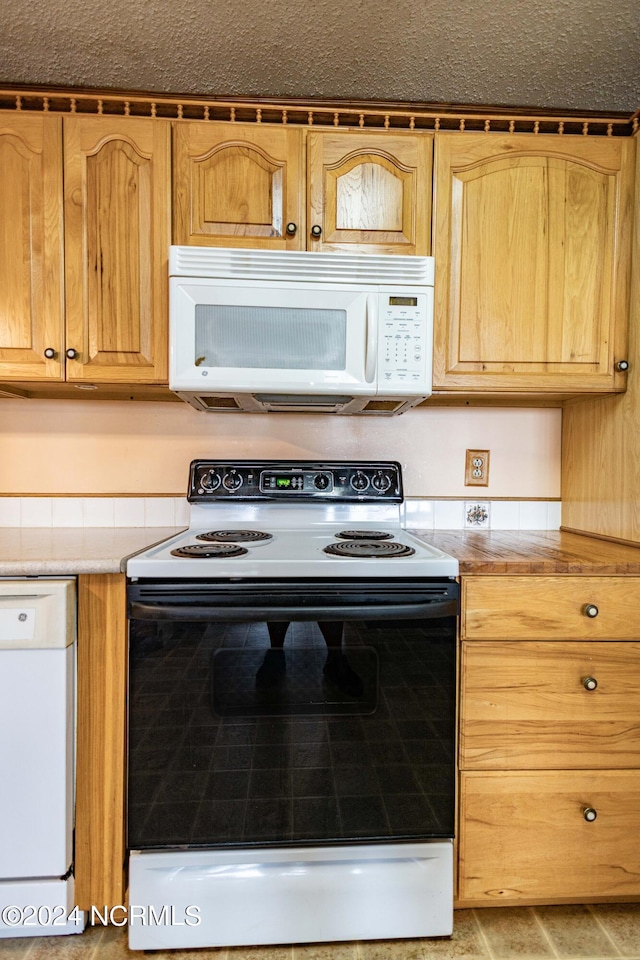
170,543 -> 249,559
335,530 -> 393,540
323,540 -> 415,559
196,530 -> 273,543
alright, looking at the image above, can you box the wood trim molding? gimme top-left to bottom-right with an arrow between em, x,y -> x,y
0,85 -> 634,138
75,573 -> 127,910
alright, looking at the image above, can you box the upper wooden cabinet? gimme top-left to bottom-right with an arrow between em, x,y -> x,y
433,133 -> 636,395
173,123 -> 432,255
0,114 -> 65,381
306,131 -> 431,255
64,117 -> 171,383
173,123 -> 304,249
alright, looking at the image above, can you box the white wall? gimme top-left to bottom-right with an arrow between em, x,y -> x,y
0,399 -> 561,498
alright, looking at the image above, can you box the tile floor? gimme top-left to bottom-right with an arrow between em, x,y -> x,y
1,903 -> 639,960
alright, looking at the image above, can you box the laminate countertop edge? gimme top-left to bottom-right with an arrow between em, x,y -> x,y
0,527 -> 185,576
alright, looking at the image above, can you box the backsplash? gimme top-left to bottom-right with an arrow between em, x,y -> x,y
0,496 -> 561,530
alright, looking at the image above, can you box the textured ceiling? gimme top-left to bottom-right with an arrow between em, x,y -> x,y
2,0 -> 639,114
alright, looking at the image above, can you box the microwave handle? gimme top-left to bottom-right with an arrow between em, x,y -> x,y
365,294 -> 378,383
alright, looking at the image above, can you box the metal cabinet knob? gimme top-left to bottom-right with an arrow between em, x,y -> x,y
65,348 -> 78,360
583,604 -> 599,618
583,676 -> 598,691
44,347 -> 56,359
583,807 -> 598,822
285,222 -> 297,236
616,360 -> 629,371
310,224 -> 322,238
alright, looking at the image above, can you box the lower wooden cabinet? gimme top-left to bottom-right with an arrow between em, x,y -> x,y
459,770 -> 640,903
457,574 -> 640,907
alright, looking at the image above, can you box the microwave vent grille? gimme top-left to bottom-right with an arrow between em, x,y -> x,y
170,246 -> 434,286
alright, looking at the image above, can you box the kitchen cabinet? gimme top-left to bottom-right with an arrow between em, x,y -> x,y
64,116 -> 171,383
173,122 -> 431,255
458,575 -> 640,905
433,133 -> 635,396
0,114 -> 171,387
0,114 -> 65,381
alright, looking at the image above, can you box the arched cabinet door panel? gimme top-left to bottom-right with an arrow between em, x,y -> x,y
433,133 -> 634,395
307,131 -> 432,255
173,123 -> 304,249
0,114 -> 64,381
64,117 -> 171,383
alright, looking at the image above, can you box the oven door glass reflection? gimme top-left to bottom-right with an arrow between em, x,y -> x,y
128,616 -> 455,850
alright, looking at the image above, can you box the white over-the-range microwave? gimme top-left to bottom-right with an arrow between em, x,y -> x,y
169,246 -> 434,415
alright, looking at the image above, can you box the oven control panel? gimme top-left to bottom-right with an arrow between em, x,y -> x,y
188,460 -> 403,502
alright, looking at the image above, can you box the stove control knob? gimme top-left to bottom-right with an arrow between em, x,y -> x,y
314,473 -> 330,491
350,471 -> 370,492
371,471 -> 392,493
200,470 -> 221,492
223,469 -> 243,491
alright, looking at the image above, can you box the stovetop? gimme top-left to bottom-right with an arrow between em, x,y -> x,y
126,460 -> 459,579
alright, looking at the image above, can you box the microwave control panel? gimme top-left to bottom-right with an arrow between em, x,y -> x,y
378,292 -> 431,390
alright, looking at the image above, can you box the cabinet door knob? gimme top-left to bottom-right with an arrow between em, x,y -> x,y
44,347 -> 56,359
583,807 -> 598,822
285,222 -> 297,236
616,360 -> 629,371
583,604 -> 599,618
310,224 -> 322,238
583,676 -> 598,691
65,348 -> 78,360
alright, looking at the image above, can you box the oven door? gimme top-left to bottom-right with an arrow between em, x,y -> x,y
127,577 -> 457,852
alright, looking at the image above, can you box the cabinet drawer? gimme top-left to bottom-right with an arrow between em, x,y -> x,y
460,641 -> 640,769
462,576 -> 640,640
459,770 -> 640,903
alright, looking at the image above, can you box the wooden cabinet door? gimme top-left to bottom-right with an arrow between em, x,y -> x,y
64,117 -> 171,383
460,641 -> 640,769
0,114 -> 64,381
173,123 -> 304,249
433,134 -> 635,394
459,770 -> 640,903
307,131 -> 432,255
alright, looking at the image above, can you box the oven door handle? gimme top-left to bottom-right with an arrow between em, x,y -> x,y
128,599 -> 458,622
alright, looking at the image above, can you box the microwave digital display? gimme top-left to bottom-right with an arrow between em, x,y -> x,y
389,296 -> 418,306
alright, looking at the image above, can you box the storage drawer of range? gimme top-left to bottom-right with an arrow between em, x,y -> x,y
460,640 -> 640,769
459,770 -> 640,904
462,576 -> 640,640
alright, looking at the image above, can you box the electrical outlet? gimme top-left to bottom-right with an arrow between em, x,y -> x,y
465,449 -> 490,486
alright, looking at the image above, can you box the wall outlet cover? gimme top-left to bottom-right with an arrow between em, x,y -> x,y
464,501 -> 491,529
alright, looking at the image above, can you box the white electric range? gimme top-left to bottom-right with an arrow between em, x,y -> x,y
126,461 -> 459,952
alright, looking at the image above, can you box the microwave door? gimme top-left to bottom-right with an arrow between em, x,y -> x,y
170,280 -> 372,394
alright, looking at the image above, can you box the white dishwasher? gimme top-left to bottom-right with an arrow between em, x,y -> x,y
0,579 -> 85,937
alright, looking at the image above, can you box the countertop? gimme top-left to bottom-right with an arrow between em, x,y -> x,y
410,530 -> 640,575
2,527 -> 640,577
0,527 -> 184,576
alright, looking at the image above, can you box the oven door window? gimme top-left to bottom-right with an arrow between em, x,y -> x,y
128,616 -> 455,850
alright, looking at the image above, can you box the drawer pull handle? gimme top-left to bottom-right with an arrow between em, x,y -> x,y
285,222 -> 297,236
583,807 -> 598,822
583,676 -> 598,691
583,604 -> 599,618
